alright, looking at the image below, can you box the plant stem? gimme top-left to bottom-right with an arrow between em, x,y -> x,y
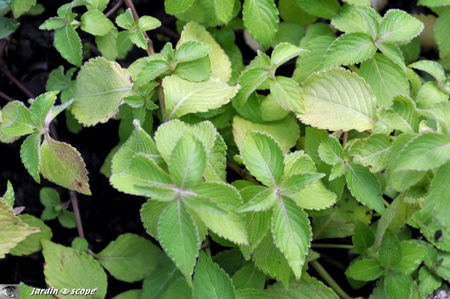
1,65 -> 87,241
70,190 -> 85,239
311,260 -> 352,299
312,244 -> 353,249
227,161 -> 258,184
0,65 -> 34,99
342,131 -> 348,147
123,0 -> 166,121
0,90 -> 13,102
319,253 -> 347,271
105,0 -> 123,17
124,0 -> 154,55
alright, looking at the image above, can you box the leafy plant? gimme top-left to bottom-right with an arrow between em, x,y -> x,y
1,0 -> 450,298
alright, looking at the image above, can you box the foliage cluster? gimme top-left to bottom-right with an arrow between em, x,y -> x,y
1,0 -> 450,298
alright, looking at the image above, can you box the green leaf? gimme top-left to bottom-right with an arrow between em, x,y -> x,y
294,0 -> 340,19
213,0 -> 234,24
141,200 -> 168,239
0,16 -> 20,38
154,120 -> 216,165
231,264 -> 265,290
141,254 -> 185,299
384,273 -> 420,299
2,181 -> 14,207
42,240 -> 107,299
241,131 -> 284,187
58,210 -> 77,229
203,134 -> 227,182
388,133 -> 450,172
233,115 -> 299,153
434,8 -> 450,59
97,233 -> 162,282
11,0 -> 36,18
85,0 -> 109,11
157,200 -> 200,284
237,188 -> 277,213
41,207 -> 59,221
346,258 -> 383,281
352,221 -> 374,253
233,67 -> 270,108
72,237 -> 89,251
313,197 -> 371,239
20,133 -> 41,183
40,187 -> 61,208
269,76 -> 304,114
416,81 -> 448,109
278,0 -> 317,27
266,277 -> 339,299
325,33 -> 377,66
193,252 -> 236,299
137,16 -> 161,31
419,267 -> 441,297
72,57 -> 132,126
174,55 -> 212,82
238,185 -> 271,254
298,67 -> 377,132
30,90 -> 58,128
293,35 -> 335,83
283,151 -> 337,210
40,137 -> 91,195
396,241 -> 426,275
344,0 -> 371,3
165,0 -> 195,14
418,0 -> 450,6
110,120 -> 161,194
349,134 -> 392,172
377,41 -> 406,69
163,75 -> 239,120
318,136 -> 343,165
9,214 -> 52,256
0,200 -> 39,258
428,161 -> 450,228
116,8 -> 134,30
175,40 -> 212,64
242,0 -> 279,49
331,5 -> 379,36
270,42 -> 304,68
112,290 -> 142,299
409,60 -> 446,83
192,182 -> 249,245
332,5 -> 380,38
54,25 -> 83,67
272,196 -> 312,279
118,154 -> 174,200
346,162 -> 384,213
178,22 -> 232,82
280,173 -> 325,195
379,230 -> 402,267
252,234 -> 292,287
360,54 -> 410,107
40,17 -> 66,30
81,9 -> 114,36
378,9 -> 424,43
169,134 -> 206,188
260,94 -> 290,122
135,58 -> 169,87
273,22 -> 305,48
0,101 -> 35,137
378,95 -> 419,133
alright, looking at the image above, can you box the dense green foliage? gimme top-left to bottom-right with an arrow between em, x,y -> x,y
1,0 -> 450,298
